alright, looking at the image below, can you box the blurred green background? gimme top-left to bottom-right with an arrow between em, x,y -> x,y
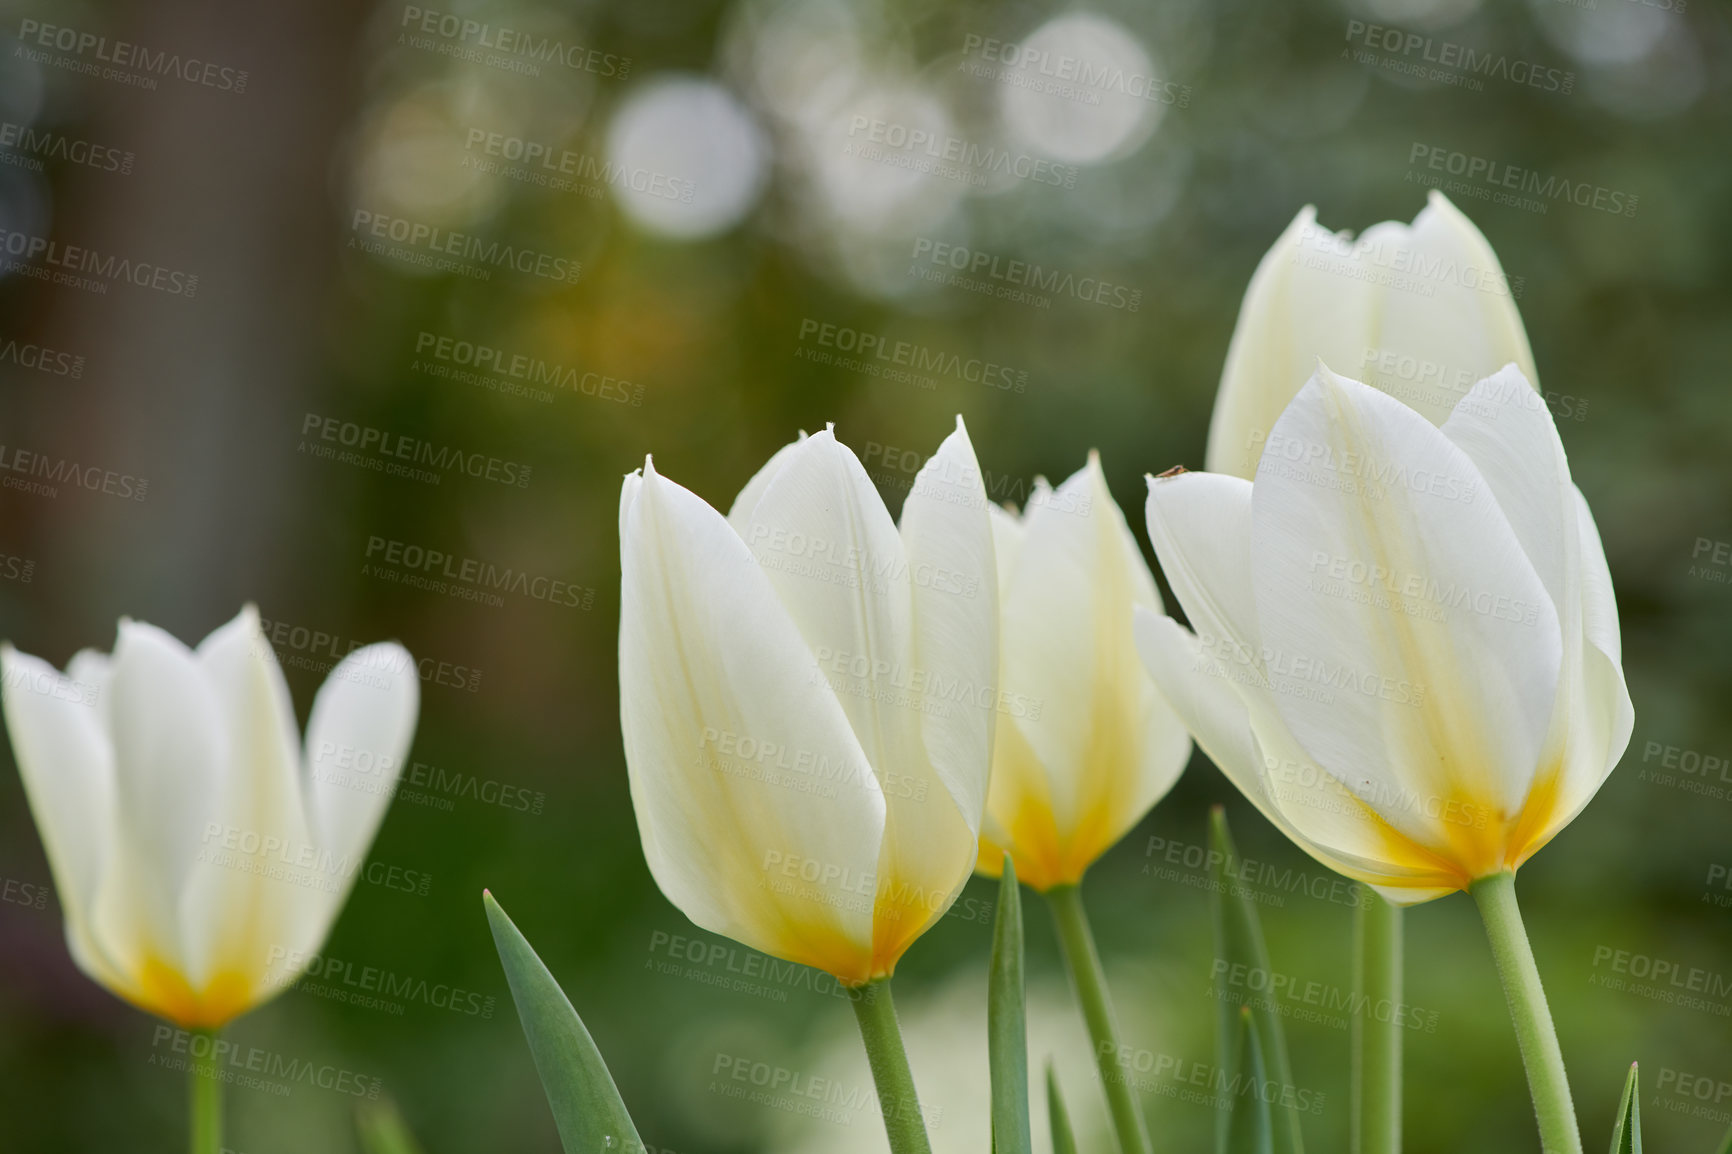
0,0 -> 1728,1150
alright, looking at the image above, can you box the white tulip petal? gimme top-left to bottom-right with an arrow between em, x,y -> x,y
1132,611 -> 1464,896
177,607 -> 322,989
726,431 -> 809,536
1251,369 -> 1562,863
987,502 -> 1025,600
1206,206 -> 1378,478
0,646 -> 126,990
98,620 -> 227,978
1440,366 -> 1574,611
742,428 -> 920,781
1207,194 -> 1538,477
1143,470 -> 1260,663
892,419 -> 997,932
301,641 -> 420,939
620,461 -> 886,979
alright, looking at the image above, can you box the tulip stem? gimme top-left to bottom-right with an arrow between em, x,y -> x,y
850,979 -> 932,1154
1470,872 -> 1581,1154
1045,884 -> 1152,1154
1352,889 -> 1403,1154
190,1028 -> 222,1154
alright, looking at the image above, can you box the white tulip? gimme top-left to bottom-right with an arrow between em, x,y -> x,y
1137,365 -> 1632,902
1,605 -> 419,1026
1207,191 -> 1537,479
975,453 -> 1192,890
618,419 -> 996,984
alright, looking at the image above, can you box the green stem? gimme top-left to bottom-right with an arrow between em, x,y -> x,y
1045,884 -> 1153,1154
1470,872 -> 1581,1154
1352,890 -> 1403,1154
190,1028 -> 222,1154
850,979 -> 933,1154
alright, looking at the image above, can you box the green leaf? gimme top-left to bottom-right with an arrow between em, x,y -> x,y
1210,807 -> 1305,1154
1046,1060 -> 1079,1154
1716,1118 -> 1732,1154
989,856 -> 1033,1154
356,1098 -> 427,1154
484,890 -> 643,1153
1608,1062 -> 1641,1154
1224,1006 -> 1274,1154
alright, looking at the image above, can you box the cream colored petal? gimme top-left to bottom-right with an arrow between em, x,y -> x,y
95,620 -> 226,984
1132,611 -> 1463,901
1206,205 -> 1378,478
620,461 -> 886,981
299,641 -> 420,943
1250,369 -> 1561,872
742,427 -> 921,785
176,606 -> 322,995
1143,470 -> 1260,662
0,645 -> 128,991
987,502 -> 1025,601
885,418 -> 998,944
725,431 -> 809,536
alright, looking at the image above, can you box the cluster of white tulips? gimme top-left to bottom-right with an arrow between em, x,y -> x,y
6,193 -> 1645,1154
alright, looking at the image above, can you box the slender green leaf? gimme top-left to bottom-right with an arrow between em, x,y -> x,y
989,855 -> 1033,1154
1210,808 -> 1305,1154
1715,1119 -> 1732,1154
1225,1006 -> 1274,1154
484,890 -> 643,1153
356,1098 -> 427,1154
1046,1060 -> 1079,1154
1608,1062 -> 1640,1154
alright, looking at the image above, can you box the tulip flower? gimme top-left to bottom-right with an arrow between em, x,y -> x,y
618,419 -> 995,1154
1206,191 -> 1537,479
1136,365 -> 1631,1154
972,452 -> 1190,1154
2,606 -> 418,1153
